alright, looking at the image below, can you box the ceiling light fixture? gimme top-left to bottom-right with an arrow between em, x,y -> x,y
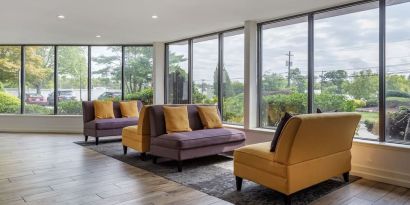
152,15 -> 158,19
96,35 -> 102,38
57,15 -> 65,19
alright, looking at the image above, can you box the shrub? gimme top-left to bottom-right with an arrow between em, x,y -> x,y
125,88 -> 153,105
0,82 -> 4,92
386,90 -> 410,98
387,107 -> 410,140
223,93 -> 244,124
24,104 -> 53,115
263,93 -> 308,126
0,92 -> 20,113
59,100 -> 82,115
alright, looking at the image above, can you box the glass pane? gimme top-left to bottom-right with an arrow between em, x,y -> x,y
386,0 -> 410,144
223,30 -> 244,125
57,46 -> 88,115
124,46 -> 153,104
91,46 -> 122,101
192,35 -> 219,104
0,46 -> 21,114
24,46 -> 54,115
167,41 -> 189,104
260,18 -> 308,128
314,4 -> 379,140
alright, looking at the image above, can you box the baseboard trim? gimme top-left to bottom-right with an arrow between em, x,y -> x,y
352,164 -> 410,188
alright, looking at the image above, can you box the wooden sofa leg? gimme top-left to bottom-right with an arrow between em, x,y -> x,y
140,153 -> 147,161
177,161 -> 183,172
343,172 -> 349,182
235,176 -> 243,191
95,137 -> 99,145
152,156 -> 157,164
283,194 -> 292,205
84,135 -> 88,142
123,146 -> 127,155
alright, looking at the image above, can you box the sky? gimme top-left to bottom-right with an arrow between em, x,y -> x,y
168,1 -> 410,86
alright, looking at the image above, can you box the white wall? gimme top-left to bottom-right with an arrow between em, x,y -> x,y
0,115 -> 83,133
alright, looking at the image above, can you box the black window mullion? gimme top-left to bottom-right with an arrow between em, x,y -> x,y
54,46 -> 58,115
257,24 -> 263,127
87,46 -> 91,101
218,33 -> 224,118
379,0 -> 386,142
188,40 -> 193,104
307,14 -> 315,114
121,46 -> 125,101
164,44 -> 169,104
20,46 -> 25,114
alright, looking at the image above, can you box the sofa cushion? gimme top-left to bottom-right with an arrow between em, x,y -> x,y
197,106 -> 223,129
93,100 -> 115,119
119,101 -> 139,118
163,106 -> 192,133
152,128 -> 245,150
270,112 -> 293,152
85,118 -> 138,130
234,142 -> 287,178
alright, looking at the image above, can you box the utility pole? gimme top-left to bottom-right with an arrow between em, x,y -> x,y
285,51 -> 293,88
201,79 -> 206,94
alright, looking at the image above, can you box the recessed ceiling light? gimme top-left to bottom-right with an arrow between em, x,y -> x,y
96,35 -> 102,38
152,15 -> 158,19
57,15 -> 65,19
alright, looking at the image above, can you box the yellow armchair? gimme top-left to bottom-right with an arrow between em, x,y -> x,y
122,105 -> 151,160
234,112 -> 361,204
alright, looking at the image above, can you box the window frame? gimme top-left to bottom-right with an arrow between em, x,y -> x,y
164,27 -> 245,125
0,44 -> 153,116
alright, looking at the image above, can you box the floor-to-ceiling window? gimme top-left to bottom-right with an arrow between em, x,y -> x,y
24,46 -> 54,115
223,30 -> 245,125
124,46 -> 154,104
192,35 -> 219,104
259,18 -> 309,128
90,46 -> 122,101
386,0 -> 410,144
314,2 -> 379,140
0,46 -> 21,114
57,46 -> 88,115
167,41 -> 189,104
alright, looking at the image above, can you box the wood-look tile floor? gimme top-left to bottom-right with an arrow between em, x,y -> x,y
0,133 -> 409,205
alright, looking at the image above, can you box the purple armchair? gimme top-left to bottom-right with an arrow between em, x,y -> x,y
82,101 -> 143,145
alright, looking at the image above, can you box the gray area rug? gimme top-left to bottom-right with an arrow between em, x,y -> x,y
75,139 -> 359,205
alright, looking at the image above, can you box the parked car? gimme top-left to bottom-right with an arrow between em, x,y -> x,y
25,93 -> 47,105
47,91 -> 76,105
98,92 -> 121,100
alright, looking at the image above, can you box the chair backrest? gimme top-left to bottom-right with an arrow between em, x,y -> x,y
82,100 -> 143,123
274,112 -> 361,165
149,104 -> 220,137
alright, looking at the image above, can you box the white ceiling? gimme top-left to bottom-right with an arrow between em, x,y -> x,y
0,0 -> 358,44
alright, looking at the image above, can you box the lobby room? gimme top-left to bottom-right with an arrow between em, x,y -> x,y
1,0 -> 410,204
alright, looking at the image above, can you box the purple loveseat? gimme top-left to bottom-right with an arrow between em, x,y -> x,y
82,101 -> 143,145
149,104 -> 246,172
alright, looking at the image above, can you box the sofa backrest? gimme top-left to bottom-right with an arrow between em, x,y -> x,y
149,104 -> 219,137
274,112 -> 361,165
82,100 -> 143,123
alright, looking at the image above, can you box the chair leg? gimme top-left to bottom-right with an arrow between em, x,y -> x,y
84,135 -> 88,142
235,176 -> 243,191
95,137 -> 99,145
140,152 -> 147,161
123,146 -> 127,155
343,172 -> 350,182
177,161 -> 182,172
152,156 -> 157,164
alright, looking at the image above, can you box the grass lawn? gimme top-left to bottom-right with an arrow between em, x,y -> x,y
359,112 -> 378,122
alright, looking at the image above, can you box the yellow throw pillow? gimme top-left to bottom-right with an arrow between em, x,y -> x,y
197,106 -> 223,129
119,101 -> 139,118
163,106 -> 192,133
93,100 -> 115,119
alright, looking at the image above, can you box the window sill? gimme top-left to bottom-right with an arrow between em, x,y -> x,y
353,139 -> 410,152
0,114 -> 82,118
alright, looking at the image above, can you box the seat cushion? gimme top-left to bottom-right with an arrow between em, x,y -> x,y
151,128 -> 245,150
85,118 -> 138,130
234,142 -> 287,178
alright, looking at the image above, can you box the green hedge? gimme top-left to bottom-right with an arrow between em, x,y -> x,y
0,92 -> 20,113
125,88 -> 153,105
